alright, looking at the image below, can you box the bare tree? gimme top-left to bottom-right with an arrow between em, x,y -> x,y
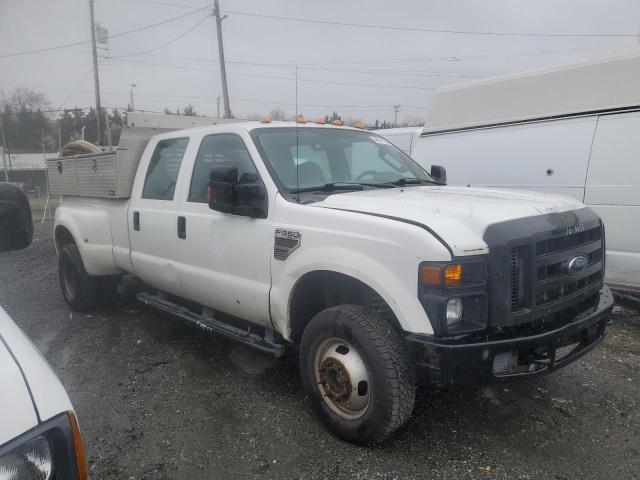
1,87 -> 51,113
182,104 -> 197,116
269,107 -> 287,121
401,115 -> 425,127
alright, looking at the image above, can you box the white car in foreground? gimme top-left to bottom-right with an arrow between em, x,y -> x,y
0,307 -> 88,480
0,183 -> 87,479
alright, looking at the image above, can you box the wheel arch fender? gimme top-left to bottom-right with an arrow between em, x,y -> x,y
54,209 -> 120,276
270,245 -> 435,340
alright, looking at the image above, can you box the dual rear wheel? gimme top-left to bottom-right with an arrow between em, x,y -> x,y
58,244 -> 119,311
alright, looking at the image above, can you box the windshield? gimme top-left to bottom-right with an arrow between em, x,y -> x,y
251,127 -> 434,193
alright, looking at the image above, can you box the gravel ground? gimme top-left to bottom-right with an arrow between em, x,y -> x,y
1,222 -> 639,479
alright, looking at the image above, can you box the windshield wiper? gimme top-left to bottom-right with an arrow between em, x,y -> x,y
290,182 -> 366,194
389,177 -> 441,186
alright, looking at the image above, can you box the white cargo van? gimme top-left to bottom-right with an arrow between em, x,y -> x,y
386,54 -> 640,293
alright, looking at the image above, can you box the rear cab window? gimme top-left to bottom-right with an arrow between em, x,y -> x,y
142,137 -> 189,200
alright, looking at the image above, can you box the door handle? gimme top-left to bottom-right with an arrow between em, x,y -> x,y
133,211 -> 140,231
177,216 -> 186,239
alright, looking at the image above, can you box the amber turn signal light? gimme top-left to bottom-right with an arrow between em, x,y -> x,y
420,265 -> 441,286
68,411 -> 89,480
444,263 -> 463,287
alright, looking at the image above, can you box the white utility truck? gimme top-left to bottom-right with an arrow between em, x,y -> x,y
50,113 -> 613,444
381,53 -> 640,293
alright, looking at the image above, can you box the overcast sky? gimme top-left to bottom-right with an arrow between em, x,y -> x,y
1,0 -> 639,123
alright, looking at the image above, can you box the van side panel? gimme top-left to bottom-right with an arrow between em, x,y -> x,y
585,111 -> 640,291
413,116 -> 598,201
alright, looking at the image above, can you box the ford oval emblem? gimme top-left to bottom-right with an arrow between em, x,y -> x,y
567,255 -> 588,274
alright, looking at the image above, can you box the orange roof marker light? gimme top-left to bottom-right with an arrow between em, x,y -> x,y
331,119 -> 343,126
296,115 -> 306,124
314,117 -> 326,124
260,116 -> 271,124
353,121 -> 365,129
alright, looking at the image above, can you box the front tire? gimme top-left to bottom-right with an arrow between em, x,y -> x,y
58,244 -> 99,311
299,305 -> 416,445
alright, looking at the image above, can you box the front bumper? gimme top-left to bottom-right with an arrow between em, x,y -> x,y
406,286 -> 613,386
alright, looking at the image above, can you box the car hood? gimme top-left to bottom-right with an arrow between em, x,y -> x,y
313,186 -> 585,256
0,308 -> 73,445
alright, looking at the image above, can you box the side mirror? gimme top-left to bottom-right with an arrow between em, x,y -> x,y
208,166 -> 267,219
430,165 -> 447,184
0,183 -> 34,251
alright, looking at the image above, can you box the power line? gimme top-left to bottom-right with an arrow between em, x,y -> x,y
56,68 -> 94,111
131,0 -> 208,10
110,14 -> 211,58
0,6 -> 209,60
107,55 -> 491,79
222,9 -> 638,38
102,59 -> 441,89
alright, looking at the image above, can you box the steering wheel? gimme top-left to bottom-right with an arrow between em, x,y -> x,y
355,170 -> 378,182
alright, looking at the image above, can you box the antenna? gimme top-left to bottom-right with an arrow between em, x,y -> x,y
295,65 -> 300,203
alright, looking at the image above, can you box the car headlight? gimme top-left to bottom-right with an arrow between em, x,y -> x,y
0,412 -> 87,480
418,258 -> 488,337
0,435 -> 53,480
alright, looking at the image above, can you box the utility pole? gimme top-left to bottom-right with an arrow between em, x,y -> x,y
104,109 -> 112,149
0,113 -> 10,180
393,104 -> 401,126
130,83 -> 136,111
89,0 -> 102,145
213,0 -> 232,118
1,147 -> 7,182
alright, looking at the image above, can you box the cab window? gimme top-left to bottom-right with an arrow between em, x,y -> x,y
142,137 -> 189,200
189,134 -> 260,203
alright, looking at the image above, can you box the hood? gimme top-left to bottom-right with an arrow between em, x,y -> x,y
313,186 -> 584,256
0,308 -> 73,445
0,332 -> 38,445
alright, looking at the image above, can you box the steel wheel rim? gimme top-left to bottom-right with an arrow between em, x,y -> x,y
62,257 -> 77,299
314,337 -> 371,420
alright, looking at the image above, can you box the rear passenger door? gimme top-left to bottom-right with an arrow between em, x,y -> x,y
129,136 -> 190,297
175,133 -> 272,327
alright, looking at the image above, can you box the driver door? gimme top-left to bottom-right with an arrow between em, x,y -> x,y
175,133 -> 272,327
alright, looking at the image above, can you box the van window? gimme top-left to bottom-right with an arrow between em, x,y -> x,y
142,137 -> 189,200
189,134 -> 259,203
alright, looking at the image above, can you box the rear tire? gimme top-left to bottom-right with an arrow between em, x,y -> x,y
58,244 -> 99,311
299,304 -> 415,445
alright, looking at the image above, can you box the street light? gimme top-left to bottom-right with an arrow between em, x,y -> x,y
130,83 -> 137,112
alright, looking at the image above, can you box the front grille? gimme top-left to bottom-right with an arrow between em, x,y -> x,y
510,224 -> 603,313
510,247 -> 527,310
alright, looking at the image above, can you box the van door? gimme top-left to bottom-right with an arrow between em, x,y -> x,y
128,136 -> 190,297
412,117 -> 597,201
585,111 -> 640,290
175,133 -> 272,327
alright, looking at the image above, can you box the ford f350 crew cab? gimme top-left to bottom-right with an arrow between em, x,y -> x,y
51,116 -> 613,444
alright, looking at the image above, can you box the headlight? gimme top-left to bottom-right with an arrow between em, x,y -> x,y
445,298 -> 463,326
0,412 -> 87,480
0,435 -> 54,480
418,258 -> 488,336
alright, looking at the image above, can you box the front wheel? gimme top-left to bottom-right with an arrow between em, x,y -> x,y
299,305 -> 416,445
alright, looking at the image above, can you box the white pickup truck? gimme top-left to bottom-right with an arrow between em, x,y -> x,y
52,118 -> 613,444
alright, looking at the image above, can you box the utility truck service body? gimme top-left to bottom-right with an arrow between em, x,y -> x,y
382,54 -> 640,293
52,115 -> 612,444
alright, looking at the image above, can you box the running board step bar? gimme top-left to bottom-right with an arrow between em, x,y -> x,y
137,292 -> 286,358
